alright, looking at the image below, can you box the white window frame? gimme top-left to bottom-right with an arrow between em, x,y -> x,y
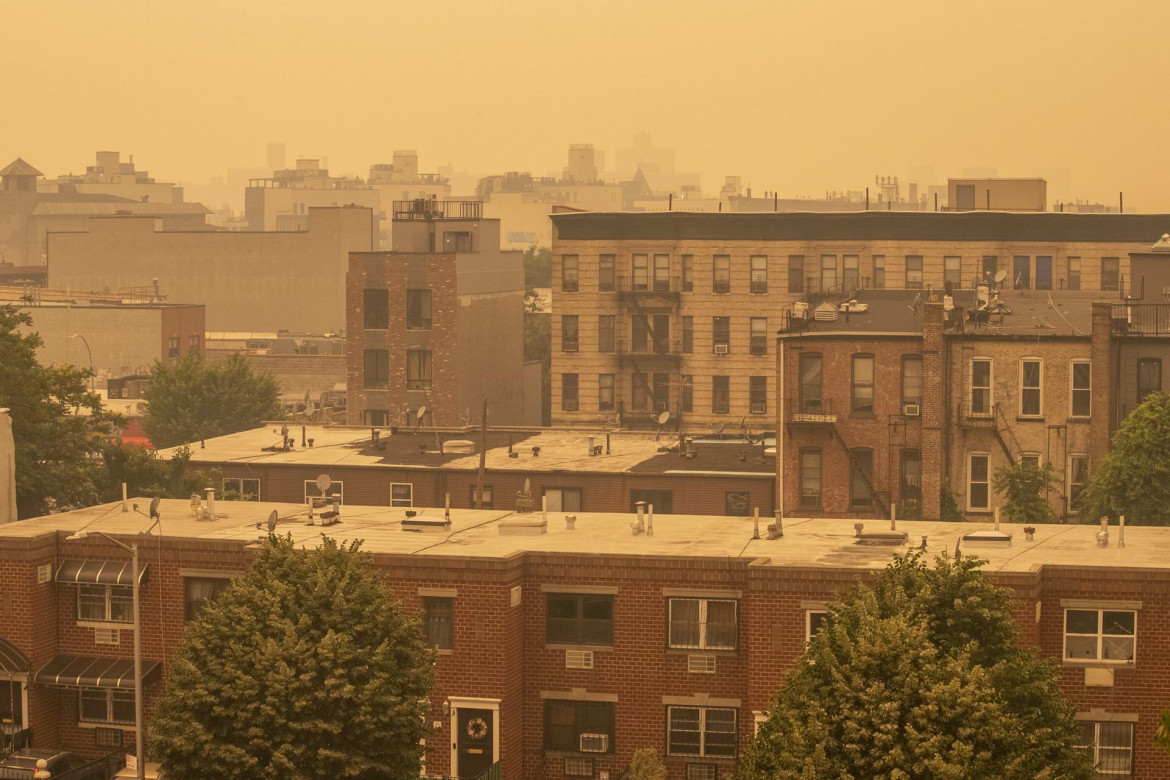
805,609 -> 828,643
1067,454 -> 1089,514
1019,358 -> 1043,418
1063,608 -> 1136,664
666,706 -> 738,758
1074,719 -> 1134,776
77,584 -> 133,625
391,483 -> 413,507
1070,360 -> 1091,418
543,488 -> 583,512
667,598 -> 738,651
970,358 -> 993,416
78,688 -> 136,727
967,452 -> 990,512
304,479 -> 344,506
221,477 -> 260,501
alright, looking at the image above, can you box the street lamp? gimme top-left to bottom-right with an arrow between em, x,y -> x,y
69,334 -> 94,392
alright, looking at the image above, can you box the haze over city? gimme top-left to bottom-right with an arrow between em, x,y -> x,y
4,0 -> 1170,209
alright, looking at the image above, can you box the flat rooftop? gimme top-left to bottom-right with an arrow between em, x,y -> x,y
159,426 -> 776,477
4,499 -> 1163,573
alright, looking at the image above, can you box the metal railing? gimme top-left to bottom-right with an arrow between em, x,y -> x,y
790,397 -> 837,423
615,275 -> 683,295
392,200 -> 482,221
616,338 -> 683,356
474,761 -> 502,780
1111,303 -> 1170,336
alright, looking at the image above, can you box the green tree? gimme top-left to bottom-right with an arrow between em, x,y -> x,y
524,312 -> 551,425
149,535 -> 434,780
143,353 -> 283,448
624,748 -> 666,780
0,305 -> 117,518
939,483 -> 963,521
95,443 -> 218,502
993,459 -> 1058,523
523,245 -> 552,289
738,553 -> 1094,780
1079,392 -> 1170,525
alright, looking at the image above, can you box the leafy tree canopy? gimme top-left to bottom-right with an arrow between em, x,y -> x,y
0,305 -> 117,518
1079,392 -> 1170,525
150,535 -> 434,780
523,245 -> 552,289
624,748 -> 666,780
142,352 -> 283,449
738,553 -> 1095,780
993,459 -> 1058,523
96,443 -> 220,503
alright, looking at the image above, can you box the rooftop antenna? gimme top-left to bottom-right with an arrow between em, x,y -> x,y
148,496 -> 161,520
654,410 -> 679,450
312,473 -> 332,514
267,509 -> 278,534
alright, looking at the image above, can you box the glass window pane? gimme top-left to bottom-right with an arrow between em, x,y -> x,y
705,601 -> 737,649
1066,610 -> 1099,634
80,689 -> 108,722
109,587 -> 133,623
668,707 -> 702,756
111,691 -> 136,725
670,599 -> 702,647
1102,611 -> 1135,635
1101,636 -> 1134,661
1065,635 -> 1098,659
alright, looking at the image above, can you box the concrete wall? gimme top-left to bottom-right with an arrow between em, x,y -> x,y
948,178 -> 1047,212
244,185 -> 381,246
204,351 -> 347,402
47,207 -> 374,333
456,251 -> 527,425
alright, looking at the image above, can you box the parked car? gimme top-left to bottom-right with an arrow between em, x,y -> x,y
0,750 -> 112,780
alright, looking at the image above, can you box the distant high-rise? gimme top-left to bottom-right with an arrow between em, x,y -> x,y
266,141 -> 286,172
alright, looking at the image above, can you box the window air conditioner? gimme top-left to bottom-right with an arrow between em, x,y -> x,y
714,344 -> 729,355
687,654 -> 717,674
565,649 -> 594,669
750,402 -> 767,414
579,733 -> 609,753
903,404 -> 921,417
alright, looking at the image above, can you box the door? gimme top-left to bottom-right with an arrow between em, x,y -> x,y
956,185 -> 976,210
455,707 -> 495,779
631,489 -> 673,514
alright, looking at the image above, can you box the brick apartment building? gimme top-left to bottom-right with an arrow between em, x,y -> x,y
346,200 -> 540,428
548,210 -> 1170,430
1,500 -> 1168,778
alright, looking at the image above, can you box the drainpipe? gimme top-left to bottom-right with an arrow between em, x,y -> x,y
777,336 -> 785,519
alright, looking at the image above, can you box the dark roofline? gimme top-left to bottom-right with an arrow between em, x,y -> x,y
550,211 -> 1170,244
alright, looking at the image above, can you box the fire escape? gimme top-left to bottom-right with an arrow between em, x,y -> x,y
957,402 -> 1021,465
787,399 -> 892,518
616,270 -> 682,428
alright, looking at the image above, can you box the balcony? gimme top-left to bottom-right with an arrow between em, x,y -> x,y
957,400 -> 996,427
616,338 -> 682,365
615,275 -> 682,302
1111,304 -> 1170,336
789,398 -> 837,424
392,199 -> 482,221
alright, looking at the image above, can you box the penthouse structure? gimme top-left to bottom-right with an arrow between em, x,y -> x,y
1,500 -> 1167,778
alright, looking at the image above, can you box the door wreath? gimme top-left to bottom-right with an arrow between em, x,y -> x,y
466,716 -> 489,740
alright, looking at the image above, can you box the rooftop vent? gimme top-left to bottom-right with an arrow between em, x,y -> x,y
961,530 -> 1012,546
499,517 -> 547,536
444,439 -> 475,454
853,522 -> 907,546
1152,233 -> 1170,253
402,514 -> 450,533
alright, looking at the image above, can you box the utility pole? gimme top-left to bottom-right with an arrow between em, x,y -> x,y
475,399 -> 488,508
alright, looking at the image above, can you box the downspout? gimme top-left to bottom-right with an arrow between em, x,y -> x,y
778,336 -> 785,520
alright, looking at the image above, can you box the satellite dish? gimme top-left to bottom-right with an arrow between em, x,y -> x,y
315,473 -> 332,492
303,388 -> 310,404
416,406 -> 427,421
267,509 -> 279,534
656,411 -> 671,426
149,496 -> 161,520
523,477 -> 532,494
994,269 -> 1008,284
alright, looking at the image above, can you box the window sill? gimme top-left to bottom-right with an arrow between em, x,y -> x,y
78,721 -> 135,731
544,750 -> 614,758
363,384 -> 389,391
850,413 -> 876,419
434,649 -> 454,656
1068,416 -> 1091,422
966,509 -> 993,515
1016,416 -> 1044,423
545,643 -> 614,653
665,647 -> 737,656
77,620 -> 133,629
1062,658 -> 1134,668
665,755 -> 736,763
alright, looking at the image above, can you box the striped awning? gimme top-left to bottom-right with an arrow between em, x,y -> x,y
55,559 -> 148,586
34,655 -> 160,690
0,638 -> 29,675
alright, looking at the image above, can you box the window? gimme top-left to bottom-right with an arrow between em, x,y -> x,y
806,610 -> 829,642
406,349 -> 432,390
544,700 -> 615,753
850,448 -> 874,508
712,317 -> 730,352
1068,455 -> 1089,511
631,372 -> 648,411
682,316 -> 693,353
632,254 -> 649,290
443,231 -> 472,252
749,376 -> 767,414
1064,609 -> 1135,662
78,584 -> 132,624
851,354 -> 874,414
79,689 -> 135,726
943,256 -> 962,288
667,707 -> 737,758
304,478 -> 343,506
750,256 -> 767,293
749,318 -> 767,355
632,315 -> 649,352
653,372 -> 670,413
651,314 -> 670,354
391,483 -> 413,507
800,353 -> 823,413
968,453 -> 990,511
970,359 -> 992,416
405,289 -> 432,329
363,409 -> 388,426
1137,357 -> 1161,403
562,255 -> 579,291
905,255 -> 923,289
654,253 -> 671,291
872,255 -> 885,289
1012,256 -> 1030,289
1067,256 -> 1081,290
544,488 -> 583,512
820,255 -> 837,291
1075,721 -> 1133,775
167,336 -> 179,359
713,255 -> 730,293
598,315 -> 614,352
788,255 -> 804,293
1019,359 -> 1042,417
668,598 -> 737,650
562,315 -> 579,352
843,255 -> 859,289
712,376 -> 730,414
1071,361 -> 1091,417
1101,257 -> 1119,291
363,288 -> 389,328
685,764 -> 718,780
188,333 -> 200,351
901,449 -> 922,512
682,375 -> 693,413
185,577 -> 231,622
364,349 -> 389,389
682,254 -> 694,292
799,448 -> 822,508
1019,453 -> 1040,470
598,374 -> 614,411
981,256 -> 998,283
901,355 -> 922,407
599,254 -> 615,291
1,680 -> 22,729
470,484 -> 493,509
423,597 -> 453,650
1036,256 -> 1053,290
221,477 -> 260,501
545,593 -> 612,645
562,373 -> 579,412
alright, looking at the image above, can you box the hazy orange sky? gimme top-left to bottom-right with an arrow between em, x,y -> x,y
4,0 -> 1169,210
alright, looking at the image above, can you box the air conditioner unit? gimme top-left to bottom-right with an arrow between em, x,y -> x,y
94,627 -> 120,645
565,649 -> 594,669
750,402 -> 767,414
579,733 -> 609,753
37,563 -> 52,584
687,654 -> 716,674
714,344 -> 729,355
903,404 -> 921,417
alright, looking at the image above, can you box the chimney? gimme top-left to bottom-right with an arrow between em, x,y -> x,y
0,409 -> 16,523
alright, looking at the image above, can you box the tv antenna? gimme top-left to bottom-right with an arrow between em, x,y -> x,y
267,509 -> 278,534
149,496 -> 161,520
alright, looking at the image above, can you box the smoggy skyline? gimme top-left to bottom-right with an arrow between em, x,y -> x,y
4,0 -> 1169,210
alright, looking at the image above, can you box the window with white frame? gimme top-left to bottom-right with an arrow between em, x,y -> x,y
304,479 -> 343,506
1071,361 -> 1091,417
970,359 -> 992,416
967,453 -> 990,511
943,256 -> 962,288
221,477 -> 260,501
1064,609 -> 1135,662
1068,455 -> 1089,511
667,598 -> 737,651
78,584 -> 132,624
666,706 -> 737,758
806,610 -> 829,642
79,688 -> 135,726
1074,720 -> 1133,775
1019,359 -> 1043,417
391,483 -> 413,507
543,488 -> 582,512
749,256 -> 768,293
